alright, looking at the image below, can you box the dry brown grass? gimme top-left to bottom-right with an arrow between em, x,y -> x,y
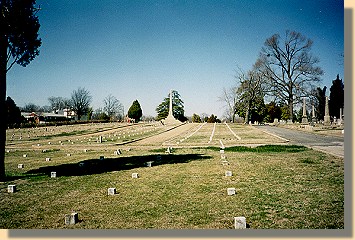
1,123 -> 344,229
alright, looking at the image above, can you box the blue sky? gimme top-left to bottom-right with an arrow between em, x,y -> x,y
7,0 -> 344,117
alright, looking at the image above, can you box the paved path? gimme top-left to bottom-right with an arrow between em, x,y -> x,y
255,125 -> 344,158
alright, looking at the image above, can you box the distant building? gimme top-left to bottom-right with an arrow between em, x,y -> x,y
21,110 -> 75,124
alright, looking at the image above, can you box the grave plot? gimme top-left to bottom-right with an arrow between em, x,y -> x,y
226,124 -> 287,145
176,123 -> 215,146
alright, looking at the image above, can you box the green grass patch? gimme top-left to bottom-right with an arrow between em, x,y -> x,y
196,145 -> 308,153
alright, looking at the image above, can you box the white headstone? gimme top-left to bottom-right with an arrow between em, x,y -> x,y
234,217 -> 246,229
84,149 -> 88,152
45,157 -> 51,161
225,171 -> 232,177
18,164 -> 24,168
132,173 -> 139,178
65,212 -> 78,225
67,153 -> 71,156
8,185 -> 16,193
220,149 -> 225,154
108,188 -> 116,195
23,154 -> 27,158
146,161 -> 153,167
51,172 -> 56,178
227,188 -> 236,195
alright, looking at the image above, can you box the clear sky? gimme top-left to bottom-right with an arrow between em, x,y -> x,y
7,0 -> 344,118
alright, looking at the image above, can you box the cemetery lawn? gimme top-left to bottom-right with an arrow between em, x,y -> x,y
0,123 -> 344,229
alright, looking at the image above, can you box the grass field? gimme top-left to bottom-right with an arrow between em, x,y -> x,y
0,122 -> 344,229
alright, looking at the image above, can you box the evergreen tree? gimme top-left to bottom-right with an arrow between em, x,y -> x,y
191,113 -> 202,123
128,100 -> 142,122
315,86 -> 326,121
0,0 -> 42,181
156,90 -> 186,121
6,97 -> 23,127
264,102 -> 282,123
329,75 -> 344,118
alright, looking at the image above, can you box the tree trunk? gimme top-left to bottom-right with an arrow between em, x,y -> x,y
289,95 -> 293,121
0,35 -> 7,181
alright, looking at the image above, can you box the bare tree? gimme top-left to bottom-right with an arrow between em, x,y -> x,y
103,94 -> 124,121
256,30 -> 323,120
48,96 -> 72,112
234,67 -> 266,123
71,87 -> 92,120
219,87 -> 237,122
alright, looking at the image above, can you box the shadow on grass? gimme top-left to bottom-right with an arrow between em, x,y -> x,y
20,154 -> 211,178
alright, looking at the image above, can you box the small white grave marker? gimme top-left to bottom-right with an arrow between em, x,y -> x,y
18,164 -> 24,169
225,171 -> 232,177
234,217 -> 246,229
84,149 -> 88,152
108,188 -> 116,195
227,188 -> 236,195
8,185 -> 16,193
45,157 -> 51,161
220,149 -> 225,154
65,212 -> 78,225
51,172 -> 57,178
146,161 -> 153,167
67,153 -> 71,156
23,154 -> 27,158
132,173 -> 139,178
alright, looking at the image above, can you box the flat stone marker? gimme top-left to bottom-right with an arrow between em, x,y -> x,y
45,157 -> 51,161
132,173 -> 139,178
51,172 -> 56,178
227,188 -> 236,195
23,154 -> 27,158
84,149 -> 88,152
65,212 -> 78,225
108,188 -> 116,195
220,149 -> 225,154
225,171 -> 232,177
67,153 -> 71,156
18,164 -> 24,168
234,217 -> 246,229
146,161 -> 153,167
221,160 -> 229,165
8,185 -> 16,193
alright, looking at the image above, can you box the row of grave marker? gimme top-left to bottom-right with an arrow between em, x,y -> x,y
9,145 -> 246,229
220,142 -> 247,229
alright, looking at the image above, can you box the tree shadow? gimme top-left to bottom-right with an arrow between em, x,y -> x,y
23,154 -> 211,178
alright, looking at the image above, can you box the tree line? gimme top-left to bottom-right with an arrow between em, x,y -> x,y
221,30 -> 344,123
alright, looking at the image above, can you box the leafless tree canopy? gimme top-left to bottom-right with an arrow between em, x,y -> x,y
257,30 -> 323,120
71,87 -> 92,120
103,94 -> 124,120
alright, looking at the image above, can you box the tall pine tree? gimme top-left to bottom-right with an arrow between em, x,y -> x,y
127,100 -> 142,122
329,75 -> 344,118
